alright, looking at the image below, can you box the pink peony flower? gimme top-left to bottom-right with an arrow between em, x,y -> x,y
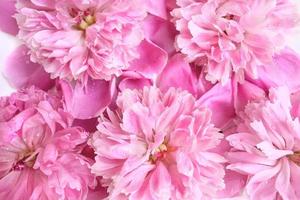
0,87 -> 96,200
90,86 -> 226,199
16,0 -> 147,82
227,87 -> 300,200
172,0 -> 300,84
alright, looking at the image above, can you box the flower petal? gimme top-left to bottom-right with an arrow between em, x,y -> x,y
4,45 -> 54,90
129,39 -> 168,79
0,0 -> 18,35
60,79 -> 113,119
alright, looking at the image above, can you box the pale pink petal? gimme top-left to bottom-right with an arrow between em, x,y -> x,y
257,48 -> 300,92
275,158 -> 297,200
145,0 -> 167,19
149,163 -> 172,199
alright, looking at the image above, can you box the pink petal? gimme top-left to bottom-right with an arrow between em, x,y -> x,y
118,71 -> 152,91
87,185 -> 108,200
217,169 -> 247,198
143,14 -> 177,54
275,158 -> 296,199
149,163 -> 172,199
290,162 -> 300,197
145,0 -> 167,19
60,78 -> 113,119
197,82 -> 235,127
257,48 -> 300,92
248,162 -> 281,186
0,0 -> 18,35
256,141 -> 293,160
129,39 -> 168,79
157,54 -> 197,95
4,45 -> 54,90
42,143 -> 58,163
72,118 -> 98,132
233,79 -> 266,112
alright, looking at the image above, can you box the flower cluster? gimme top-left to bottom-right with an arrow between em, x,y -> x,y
1,0 -> 300,199
0,87 -> 96,199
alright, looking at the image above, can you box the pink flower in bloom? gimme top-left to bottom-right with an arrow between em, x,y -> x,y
227,87 -> 300,200
90,87 -> 225,199
172,0 -> 299,84
0,87 -> 96,199
16,0 -> 146,82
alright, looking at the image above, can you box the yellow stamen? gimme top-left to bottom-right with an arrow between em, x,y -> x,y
77,15 -> 96,31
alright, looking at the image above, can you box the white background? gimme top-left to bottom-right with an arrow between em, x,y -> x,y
0,31 -> 19,96
1,3 -> 300,199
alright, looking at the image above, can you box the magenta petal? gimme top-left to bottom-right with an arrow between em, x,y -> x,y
233,79 -> 266,113
197,82 -> 235,128
129,39 -> 168,79
60,79 -> 113,119
72,118 -> 98,132
143,15 -> 177,54
4,45 -> 54,90
119,71 -> 152,91
157,54 -> 197,95
0,0 -> 18,35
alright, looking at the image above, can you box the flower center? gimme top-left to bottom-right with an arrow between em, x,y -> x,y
288,151 -> 300,166
12,151 -> 38,171
77,14 -> 96,30
223,14 -> 235,20
149,143 -> 168,164
149,141 -> 177,164
70,9 -> 96,31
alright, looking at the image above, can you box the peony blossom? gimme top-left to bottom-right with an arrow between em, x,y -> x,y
90,86 -> 225,199
0,87 -> 96,199
172,0 -> 299,84
227,87 -> 300,200
16,0 -> 147,82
